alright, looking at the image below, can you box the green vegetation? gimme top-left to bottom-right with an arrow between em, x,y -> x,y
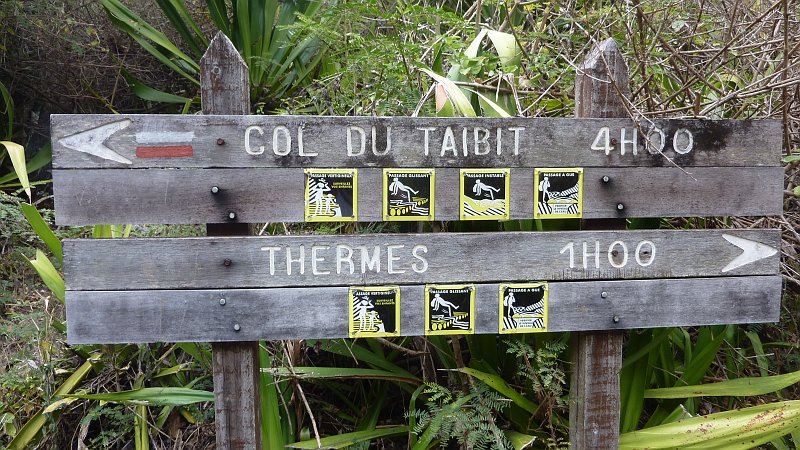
1,0 -> 799,448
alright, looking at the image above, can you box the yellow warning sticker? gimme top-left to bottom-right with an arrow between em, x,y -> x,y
499,283 -> 548,334
305,169 -> 358,222
459,168 -> 510,221
534,168 -> 583,219
425,284 -> 475,335
349,286 -> 400,338
383,169 -> 435,221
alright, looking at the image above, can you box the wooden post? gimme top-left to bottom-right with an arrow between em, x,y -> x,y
569,38 -> 629,449
201,32 -> 262,450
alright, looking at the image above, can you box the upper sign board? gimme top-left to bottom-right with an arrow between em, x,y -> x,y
51,115 -> 781,169
64,229 -> 780,291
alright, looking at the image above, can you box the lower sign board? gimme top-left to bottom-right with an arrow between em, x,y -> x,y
66,276 -> 780,344
62,229 -> 782,344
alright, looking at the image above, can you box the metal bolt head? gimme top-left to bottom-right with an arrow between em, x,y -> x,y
219,298 -> 226,306
228,212 -> 236,220
216,138 -> 225,145
601,176 -> 610,183
600,291 -> 608,298
233,323 -> 241,331
211,186 -> 220,194
613,315 -> 620,323
223,258 -> 232,267
610,138 -> 618,145
617,203 -> 625,211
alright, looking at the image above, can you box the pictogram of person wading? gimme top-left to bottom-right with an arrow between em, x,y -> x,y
354,296 -> 382,332
389,177 -> 418,201
309,178 -> 331,215
473,178 -> 500,199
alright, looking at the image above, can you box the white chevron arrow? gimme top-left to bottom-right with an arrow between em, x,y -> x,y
59,119 -> 132,164
721,234 -> 778,273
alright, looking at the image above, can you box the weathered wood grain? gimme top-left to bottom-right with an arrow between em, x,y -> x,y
51,114 -> 781,169
52,166 -> 783,225
63,229 -> 780,291
200,32 -> 261,450
570,331 -> 623,450
571,37 -> 629,450
64,275 -> 781,343
212,342 -> 261,450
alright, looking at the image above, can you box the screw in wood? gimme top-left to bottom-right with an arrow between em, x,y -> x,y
216,138 -> 225,145
610,138 -> 618,145
617,203 -> 625,211
223,258 -> 232,267
600,291 -> 608,298
228,212 -> 236,220
613,315 -> 620,323
601,175 -> 610,183
211,186 -> 220,194
233,323 -> 241,331
219,298 -> 226,306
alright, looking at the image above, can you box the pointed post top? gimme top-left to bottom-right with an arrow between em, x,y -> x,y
575,38 -> 630,118
202,31 -> 242,63
200,31 -> 250,115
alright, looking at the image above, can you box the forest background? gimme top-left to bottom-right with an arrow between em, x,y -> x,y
1,0 -> 800,448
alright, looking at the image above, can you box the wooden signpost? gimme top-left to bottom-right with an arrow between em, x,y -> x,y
51,34 -> 783,449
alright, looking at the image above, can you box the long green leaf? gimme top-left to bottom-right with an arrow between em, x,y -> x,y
20,203 -> 62,264
310,339 -> 418,381
101,0 -> 200,84
486,30 -> 522,68
287,425 -> 409,449
464,29 -> 489,59
7,358 -> 95,450
261,346 -> 292,450
645,369 -> 800,398
0,79 -> 13,139
745,330 -> 770,378
505,430 -> 536,449
103,0 -> 199,69
457,367 -> 538,414
0,142 -> 51,185
258,0 -> 280,67
679,326 -> 729,387
267,366 -> 420,385
204,0 -> 230,35
620,401 -> 800,449
621,328 -> 670,369
420,68 -> 476,117
235,0 -> 252,58
122,69 -> 193,104
154,0 -> 207,57
2,141 -> 30,200
66,387 -> 213,405
27,249 -> 64,303
468,89 -> 512,117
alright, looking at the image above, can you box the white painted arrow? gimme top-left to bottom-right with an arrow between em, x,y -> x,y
59,119 -> 132,164
721,234 -> 778,273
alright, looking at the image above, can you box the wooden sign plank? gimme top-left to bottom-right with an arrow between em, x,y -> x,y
65,275 -> 780,343
51,115 -> 781,169
52,166 -> 782,225
63,229 -> 780,291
